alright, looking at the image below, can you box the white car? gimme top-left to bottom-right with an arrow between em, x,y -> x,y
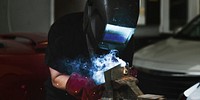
133,15 -> 200,99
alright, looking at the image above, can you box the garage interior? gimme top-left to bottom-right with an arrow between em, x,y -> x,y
0,0 -> 200,100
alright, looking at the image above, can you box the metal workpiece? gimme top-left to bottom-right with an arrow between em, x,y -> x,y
101,64 -> 165,100
102,64 -> 142,100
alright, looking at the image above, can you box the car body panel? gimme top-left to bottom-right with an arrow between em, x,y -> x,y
0,39 -> 35,54
0,32 -> 49,100
133,37 -> 200,75
0,32 -> 47,54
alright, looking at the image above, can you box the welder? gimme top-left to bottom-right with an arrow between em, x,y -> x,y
45,0 -> 139,100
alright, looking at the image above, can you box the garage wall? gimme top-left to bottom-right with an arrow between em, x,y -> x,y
0,0 -> 53,35
188,0 -> 200,22
55,0 -> 87,20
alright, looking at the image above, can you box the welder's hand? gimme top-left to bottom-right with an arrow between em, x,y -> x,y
65,73 -> 104,100
65,73 -> 96,100
82,84 -> 105,100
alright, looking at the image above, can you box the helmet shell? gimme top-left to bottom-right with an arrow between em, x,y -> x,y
83,0 -> 139,51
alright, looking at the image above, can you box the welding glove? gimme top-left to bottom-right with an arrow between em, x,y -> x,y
81,84 -> 105,100
65,73 -> 104,100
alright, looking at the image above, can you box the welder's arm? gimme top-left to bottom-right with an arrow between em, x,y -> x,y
49,67 -> 70,90
49,67 -> 104,100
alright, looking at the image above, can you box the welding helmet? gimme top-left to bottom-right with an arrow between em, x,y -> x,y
83,0 -> 139,52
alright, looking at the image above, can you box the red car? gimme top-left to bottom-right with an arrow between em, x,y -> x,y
0,32 -> 49,100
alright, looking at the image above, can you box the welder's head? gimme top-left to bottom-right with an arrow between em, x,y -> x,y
83,0 -> 139,52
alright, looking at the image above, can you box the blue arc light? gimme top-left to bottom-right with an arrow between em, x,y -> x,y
103,24 -> 135,44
